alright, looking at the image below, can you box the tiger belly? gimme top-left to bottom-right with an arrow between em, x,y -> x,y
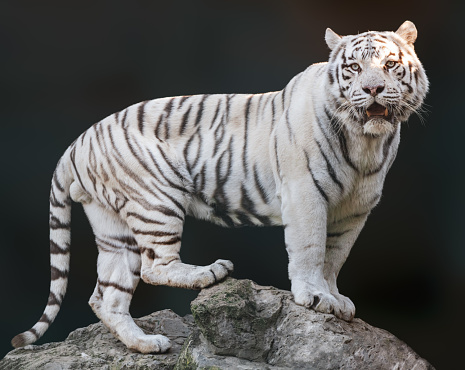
187,192 -> 283,227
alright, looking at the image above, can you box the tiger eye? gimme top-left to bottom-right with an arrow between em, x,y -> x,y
385,61 -> 396,68
350,63 -> 360,71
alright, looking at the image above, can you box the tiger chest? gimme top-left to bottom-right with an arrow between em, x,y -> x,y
327,174 -> 384,227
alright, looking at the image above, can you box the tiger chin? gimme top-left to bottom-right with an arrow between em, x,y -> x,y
12,21 -> 428,354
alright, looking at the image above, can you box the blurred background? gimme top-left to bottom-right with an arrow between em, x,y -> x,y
0,1 -> 463,368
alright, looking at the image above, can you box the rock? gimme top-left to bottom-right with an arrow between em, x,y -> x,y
183,278 -> 434,369
0,310 -> 195,370
1,278 -> 435,369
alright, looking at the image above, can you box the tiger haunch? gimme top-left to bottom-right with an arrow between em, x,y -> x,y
12,21 -> 428,353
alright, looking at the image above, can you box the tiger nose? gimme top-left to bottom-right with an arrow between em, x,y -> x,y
362,84 -> 385,96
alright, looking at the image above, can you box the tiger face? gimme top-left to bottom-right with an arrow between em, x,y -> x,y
325,21 -> 429,136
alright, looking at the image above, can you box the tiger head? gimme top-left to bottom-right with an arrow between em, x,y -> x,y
325,21 -> 429,136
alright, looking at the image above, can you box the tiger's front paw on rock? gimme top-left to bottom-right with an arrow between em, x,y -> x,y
209,259 -> 234,283
293,286 -> 355,322
332,292 -> 356,322
293,288 -> 339,315
130,334 -> 171,354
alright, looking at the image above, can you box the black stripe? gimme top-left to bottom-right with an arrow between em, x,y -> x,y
87,167 -> 98,193
213,121 -> 225,157
305,152 -> 329,203
315,112 -> 340,163
149,179 -> 186,215
140,247 -> 157,260
111,234 -> 137,246
50,215 -> 71,230
155,98 -> 174,139
49,187 -> 67,208
328,69 -> 334,84
50,240 -> 69,254
285,109 -> 294,142
194,94 -> 209,126
147,150 -> 189,194
29,328 -> 39,339
209,98 -> 222,130
225,94 -> 233,121
271,96 -> 276,125
114,110 -> 120,124
179,95 -> 191,108
401,80 -> 413,94
154,236 -> 182,245
52,172 -> 65,193
131,229 -> 178,237
80,130 -> 87,146
137,100 -> 148,133
240,185 -> 273,226
95,237 -> 139,255
158,257 -> 179,267
327,230 -> 350,238
156,144 -> 189,185
211,138 -> 234,227
365,131 -> 396,176
39,313 -> 51,324
70,146 -> 86,192
121,109 -> 129,128
315,141 -> 343,192
253,164 -> 269,204
51,266 -> 68,280
47,292 -> 62,306
179,105 -> 191,135
152,205 -> 184,221
98,279 -> 134,295
242,95 -> 253,176
337,128 -> 358,172
210,269 -> 218,283
273,136 -> 281,179
183,128 -> 200,173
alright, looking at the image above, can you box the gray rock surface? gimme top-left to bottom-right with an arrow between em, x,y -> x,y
0,310 -> 194,370
184,278 -> 434,370
1,278 -> 434,369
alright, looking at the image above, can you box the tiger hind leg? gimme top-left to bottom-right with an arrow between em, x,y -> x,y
83,201 -> 171,353
124,203 -> 234,290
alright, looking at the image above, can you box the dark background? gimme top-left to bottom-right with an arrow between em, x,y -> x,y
0,1 -> 463,368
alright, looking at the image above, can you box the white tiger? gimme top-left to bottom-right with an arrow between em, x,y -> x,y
12,21 -> 428,353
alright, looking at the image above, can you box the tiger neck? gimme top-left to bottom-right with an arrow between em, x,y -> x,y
317,100 -> 400,175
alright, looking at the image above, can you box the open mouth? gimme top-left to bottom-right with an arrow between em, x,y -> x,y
363,102 -> 395,126
366,102 -> 389,118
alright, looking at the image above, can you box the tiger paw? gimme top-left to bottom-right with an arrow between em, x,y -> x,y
331,292 -> 356,322
206,259 -> 234,285
186,259 -> 234,289
129,334 -> 171,354
292,280 -> 340,316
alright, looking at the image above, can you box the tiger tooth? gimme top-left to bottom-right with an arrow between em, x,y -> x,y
366,110 -> 372,117
384,108 -> 388,116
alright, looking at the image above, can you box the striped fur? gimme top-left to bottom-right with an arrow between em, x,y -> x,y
12,21 -> 428,353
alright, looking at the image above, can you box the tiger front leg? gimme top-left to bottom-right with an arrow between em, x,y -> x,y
281,178 -> 340,316
324,213 -> 370,321
124,203 -> 233,290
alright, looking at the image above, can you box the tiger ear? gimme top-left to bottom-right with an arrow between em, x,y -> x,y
325,28 -> 342,50
395,21 -> 417,45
